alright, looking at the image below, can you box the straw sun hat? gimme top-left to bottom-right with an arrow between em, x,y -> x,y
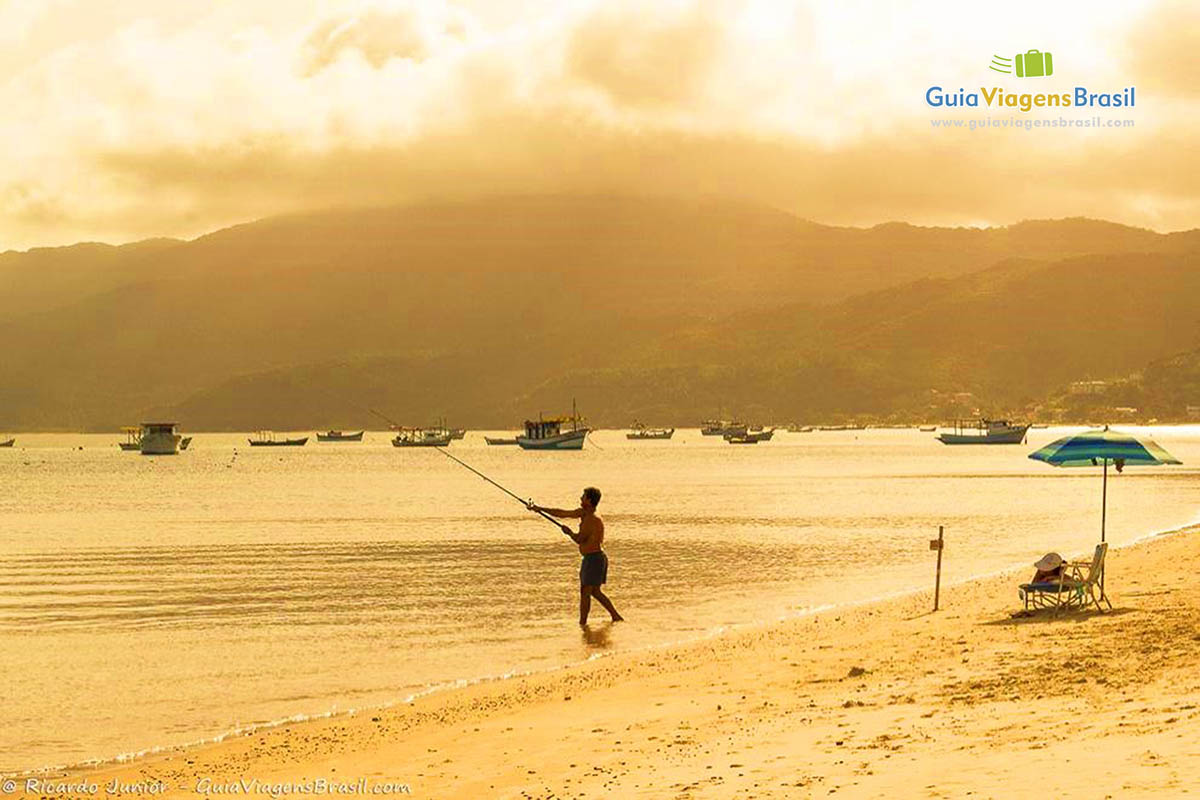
1034,553 -> 1064,571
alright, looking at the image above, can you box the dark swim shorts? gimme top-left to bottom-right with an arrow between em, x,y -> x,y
580,551 -> 608,586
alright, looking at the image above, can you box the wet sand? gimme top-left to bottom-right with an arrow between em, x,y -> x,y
14,526 -> 1200,798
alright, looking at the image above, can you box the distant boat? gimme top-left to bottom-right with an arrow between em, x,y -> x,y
118,426 -> 142,451
249,431 -> 308,447
725,428 -> 774,444
627,422 -> 674,440
918,425 -> 937,432
937,419 -> 1029,445
141,422 -> 183,455
392,427 -> 452,447
1030,424 -> 1049,429
725,434 -> 760,445
701,419 -> 747,437
317,430 -> 364,442
485,436 -> 520,446
0,438 -> 14,448
179,436 -> 193,451
518,402 -> 588,450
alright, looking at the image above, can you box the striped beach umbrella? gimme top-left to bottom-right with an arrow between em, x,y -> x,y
1028,426 -> 1181,542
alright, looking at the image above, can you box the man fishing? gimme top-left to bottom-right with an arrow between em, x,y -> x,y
529,487 -> 624,626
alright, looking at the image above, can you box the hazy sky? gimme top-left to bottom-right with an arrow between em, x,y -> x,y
0,0 -> 1196,250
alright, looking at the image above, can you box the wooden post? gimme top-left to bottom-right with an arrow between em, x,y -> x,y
931,525 -> 945,612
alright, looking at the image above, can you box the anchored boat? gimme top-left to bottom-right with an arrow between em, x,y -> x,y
140,422 -> 183,455
249,431 -> 309,447
517,402 -> 588,450
626,422 -> 674,440
317,430 -> 364,442
118,426 -> 142,451
937,419 -> 1029,445
517,417 -> 587,450
0,438 -> 14,448
392,427 -> 452,447
725,434 -> 760,444
700,419 -> 748,437
485,435 -> 520,446
724,428 -> 775,444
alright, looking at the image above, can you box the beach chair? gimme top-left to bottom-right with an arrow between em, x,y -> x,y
1018,543 -> 1111,614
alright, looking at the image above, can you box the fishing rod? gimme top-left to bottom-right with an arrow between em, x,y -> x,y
291,392 -> 566,527
432,446 -> 562,527
368,407 -> 401,428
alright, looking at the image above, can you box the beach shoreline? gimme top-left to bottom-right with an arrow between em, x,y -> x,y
12,522 -> 1200,797
9,520 -> 1180,776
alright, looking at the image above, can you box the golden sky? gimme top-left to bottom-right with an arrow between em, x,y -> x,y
0,0 -> 1196,250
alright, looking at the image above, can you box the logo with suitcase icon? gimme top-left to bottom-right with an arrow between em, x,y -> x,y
989,50 -> 1054,78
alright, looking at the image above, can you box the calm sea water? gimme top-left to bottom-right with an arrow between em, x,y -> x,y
2,427 -> 1198,771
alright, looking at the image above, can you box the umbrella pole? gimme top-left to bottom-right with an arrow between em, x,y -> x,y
1101,458 -> 1108,543
1101,458 -> 1108,599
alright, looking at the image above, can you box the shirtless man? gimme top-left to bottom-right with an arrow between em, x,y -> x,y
529,487 -> 624,625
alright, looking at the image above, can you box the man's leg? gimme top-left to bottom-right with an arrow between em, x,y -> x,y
579,585 -> 593,625
590,586 -> 623,622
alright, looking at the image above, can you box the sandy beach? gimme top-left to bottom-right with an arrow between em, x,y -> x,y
14,526 -> 1200,799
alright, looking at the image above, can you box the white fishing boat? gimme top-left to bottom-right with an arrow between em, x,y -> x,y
140,422 -> 182,455
517,418 -> 587,450
392,427 -> 452,447
937,419 -> 1029,445
626,422 -> 674,440
517,401 -> 588,450
316,430 -> 364,442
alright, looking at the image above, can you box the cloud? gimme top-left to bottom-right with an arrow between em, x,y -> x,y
1124,0 -> 1200,99
0,0 -> 1196,251
565,3 -> 724,110
80,110 -> 1200,244
300,1 -> 474,75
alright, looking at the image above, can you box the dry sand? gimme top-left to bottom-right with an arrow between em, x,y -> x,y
14,527 -> 1200,799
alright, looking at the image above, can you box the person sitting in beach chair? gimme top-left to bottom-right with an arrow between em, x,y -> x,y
1018,544 -> 1111,614
1017,552 -> 1076,612
1030,552 -> 1067,584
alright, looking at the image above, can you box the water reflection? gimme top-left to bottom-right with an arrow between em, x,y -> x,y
580,622 -> 614,649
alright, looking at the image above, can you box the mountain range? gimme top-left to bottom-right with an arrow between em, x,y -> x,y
1,195 -> 1197,430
